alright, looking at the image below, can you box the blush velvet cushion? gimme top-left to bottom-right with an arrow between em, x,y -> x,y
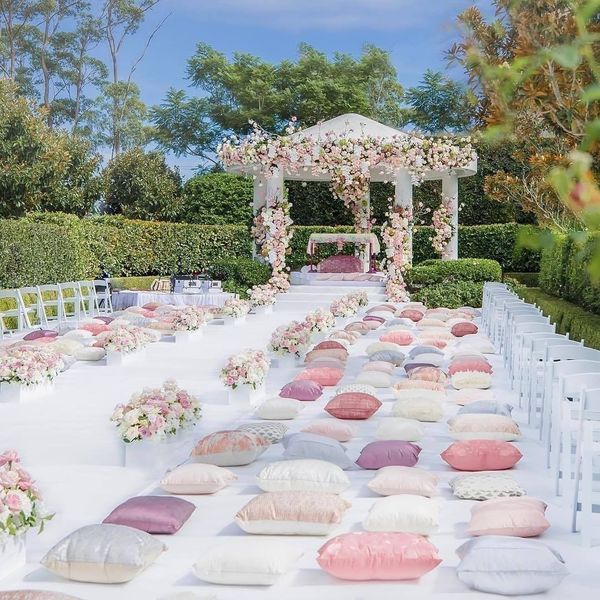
160,463 -> 237,494
294,367 -> 344,387
379,331 -> 414,346
279,380 -> 323,401
325,393 -> 382,420
368,466 -> 438,497
317,532 -> 441,581
399,309 -> 424,322
313,340 -> 348,351
103,496 -> 195,534
355,440 -> 421,469
441,440 -> 523,471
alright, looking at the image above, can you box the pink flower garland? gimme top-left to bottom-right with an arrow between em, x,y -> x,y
431,195 -> 455,258
381,205 -> 412,302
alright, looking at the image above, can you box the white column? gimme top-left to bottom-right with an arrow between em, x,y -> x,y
394,169 -> 413,265
252,173 -> 268,261
442,173 -> 459,260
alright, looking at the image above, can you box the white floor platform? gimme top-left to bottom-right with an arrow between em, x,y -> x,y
1,300 -> 600,599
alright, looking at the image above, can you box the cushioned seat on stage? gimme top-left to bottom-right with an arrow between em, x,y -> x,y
318,254 -> 362,273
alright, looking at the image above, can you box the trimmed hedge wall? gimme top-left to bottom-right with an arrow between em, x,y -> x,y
0,214 -> 541,288
538,233 -> 600,315
519,288 -> 600,349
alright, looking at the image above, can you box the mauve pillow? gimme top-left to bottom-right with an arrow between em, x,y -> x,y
313,340 -> 347,351
325,393 -> 382,420
441,440 -> 522,471
23,329 -> 58,341
295,367 -> 344,387
318,254 -> 362,273
451,322 -> 479,337
317,532 -> 441,581
363,315 -> 385,324
448,359 -> 493,376
280,380 -> 323,401
399,309 -> 424,322
379,331 -> 414,346
356,441 -> 421,469
142,302 -> 161,310
362,361 -> 395,375
103,496 -> 195,534
408,366 -> 447,384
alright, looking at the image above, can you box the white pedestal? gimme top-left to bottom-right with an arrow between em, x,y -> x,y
311,331 -> 327,344
228,383 -> 265,409
0,381 -> 54,404
174,329 -> 204,342
105,348 -> 146,366
221,315 -> 246,326
123,429 -> 196,476
274,354 -> 300,368
0,534 -> 26,579
253,305 -> 274,315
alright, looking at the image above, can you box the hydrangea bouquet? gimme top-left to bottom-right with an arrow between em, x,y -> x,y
110,379 -> 201,443
220,349 -> 270,390
269,321 -> 312,357
0,347 -> 63,387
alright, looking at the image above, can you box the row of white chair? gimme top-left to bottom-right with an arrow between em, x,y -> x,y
483,282 -> 600,546
0,280 -> 112,338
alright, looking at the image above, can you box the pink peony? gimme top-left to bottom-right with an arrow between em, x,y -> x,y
5,491 -> 22,512
0,449 -> 19,466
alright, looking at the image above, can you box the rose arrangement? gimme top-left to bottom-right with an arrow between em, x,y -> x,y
110,379 -> 201,443
96,325 -> 150,353
168,306 -> 211,331
0,346 -> 63,387
330,295 -> 360,318
249,284 -> 277,307
269,321 -> 312,357
381,206 -> 412,302
303,308 -> 335,334
220,298 -> 251,319
0,450 -> 52,538
220,349 -> 270,390
348,290 -> 369,308
431,195 -> 455,257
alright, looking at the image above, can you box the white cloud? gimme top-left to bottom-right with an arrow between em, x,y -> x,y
177,0 -> 479,32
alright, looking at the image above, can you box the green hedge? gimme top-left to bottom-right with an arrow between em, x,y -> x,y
406,258 -> 503,288
519,288 -> 600,349
538,233 -> 600,315
413,281 -> 485,309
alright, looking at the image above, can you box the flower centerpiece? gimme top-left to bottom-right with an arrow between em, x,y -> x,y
168,306 -> 210,332
303,308 -> 335,338
381,205 -> 412,302
431,195 -> 455,258
220,349 -> 270,390
110,379 -> 201,444
269,321 -> 312,367
249,284 -> 277,314
348,290 -> 369,309
219,298 -> 251,322
330,295 -> 360,318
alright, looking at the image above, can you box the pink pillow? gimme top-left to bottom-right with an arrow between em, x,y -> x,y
400,309 -> 424,322
301,419 -> 357,442
23,330 -> 57,341
280,380 -> 323,401
80,322 -> 111,336
318,254 -> 362,273
295,367 -> 344,387
314,340 -> 347,351
408,366 -> 447,384
368,305 -> 396,314
356,441 -> 421,469
94,316 -> 114,324
363,315 -> 385,324
103,495 -> 195,534
441,440 -> 522,471
142,302 -> 162,310
448,359 -> 493,376
317,532 -> 441,580
305,348 -> 348,363
362,319 -> 382,330
362,361 -> 395,375
394,380 -> 445,392
379,331 -> 414,346
418,337 -> 447,349
307,358 -> 347,370
345,322 -> 370,335
325,393 -> 382,420
451,322 -> 479,337
467,497 -> 549,537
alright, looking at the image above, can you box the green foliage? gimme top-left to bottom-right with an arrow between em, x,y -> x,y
413,281 -> 485,309
505,272 -> 540,287
205,258 -> 271,297
519,288 -> 600,350
406,259 -> 503,289
103,148 -> 183,221
110,276 -> 157,291
182,172 -> 253,224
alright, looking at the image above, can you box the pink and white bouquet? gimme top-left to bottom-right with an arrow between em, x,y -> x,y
220,349 -> 270,390
330,295 -> 359,318
268,272 -> 291,293
269,321 -> 312,357
348,290 -> 369,308
168,306 -> 211,331
0,346 -> 63,387
110,379 -> 201,443
431,195 -> 455,257
220,298 -> 251,319
249,284 -> 277,307
0,449 -> 52,538
96,325 -> 148,353
303,308 -> 335,334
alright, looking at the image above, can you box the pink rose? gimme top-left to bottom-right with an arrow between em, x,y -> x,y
0,450 -> 19,467
0,469 -> 20,487
5,491 -> 22,512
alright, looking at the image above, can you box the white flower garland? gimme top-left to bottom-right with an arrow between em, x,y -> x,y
431,195 -> 455,258
381,205 -> 412,302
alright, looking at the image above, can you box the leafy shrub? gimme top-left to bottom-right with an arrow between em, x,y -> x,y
406,258 -> 503,289
204,258 -> 271,291
110,276 -> 157,291
519,288 -> 600,349
506,272 -> 540,287
413,282 -> 485,308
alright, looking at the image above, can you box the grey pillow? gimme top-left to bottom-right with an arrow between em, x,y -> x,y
369,350 -> 405,366
458,400 -> 513,417
41,524 -> 165,583
456,536 -> 568,595
385,318 -> 414,328
237,421 -> 288,444
408,345 -> 445,359
282,432 -> 354,470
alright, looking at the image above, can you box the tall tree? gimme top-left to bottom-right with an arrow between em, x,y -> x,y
405,69 -> 476,133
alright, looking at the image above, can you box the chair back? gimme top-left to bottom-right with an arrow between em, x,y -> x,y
581,388 -> 600,422
17,286 -> 46,328
79,281 -> 99,317
94,279 -> 113,314
0,289 -> 25,336
58,282 -> 86,321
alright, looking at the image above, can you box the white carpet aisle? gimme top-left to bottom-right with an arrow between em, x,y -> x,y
1,306 -> 600,599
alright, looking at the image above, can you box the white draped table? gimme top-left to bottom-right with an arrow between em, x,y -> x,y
112,290 -> 234,310
307,232 -> 381,272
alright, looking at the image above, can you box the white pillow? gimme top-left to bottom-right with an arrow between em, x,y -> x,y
448,414 -> 521,441
255,398 -> 303,420
453,388 -> 496,405
375,418 -> 424,442
192,541 -> 303,585
301,420 -> 358,442
49,338 -> 84,356
451,371 -> 492,390
336,383 -> 378,397
392,398 -> 444,422
450,472 -> 525,500
366,341 -> 400,356
368,466 -> 438,497
392,388 -> 445,402
63,329 -> 93,341
417,318 -> 447,328
363,494 -> 439,535
257,459 -> 351,494
385,323 -> 414,332
74,347 -> 106,361
457,337 -> 496,354
354,371 -> 392,389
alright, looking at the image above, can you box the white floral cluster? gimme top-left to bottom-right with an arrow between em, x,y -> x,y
168,306 -> 211,331
248,284 -> 277,307
330,294 -> 361,317
0,346 -> 63,387
96,324 -> 154,353
269,321 -> 312,357
220,349 -> 270,390
220,298 -> 251,319
431,195 -> 455,257
303,308 -> 335,334
381,206 -> 412,302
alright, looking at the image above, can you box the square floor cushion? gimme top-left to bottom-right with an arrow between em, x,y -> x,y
441,440 -> 523,471
237,421 -> 288,444
375,417 -> 424,442
191,430 -> 270,466
325,392 -> 382,420
363,494 -> 439,535
254,398 -> 304,420
282,432 -> 354,470
279,380 -> 323,401
160,463 -> 237,494
257,459 -> 351,494
356,440 -> 421,469
367,466 -> 439,497
450,472 -> 525,500
392,398 -> 444,422
301,419 -> 358,442
294,367 -> 344,387
448,414 -> 521,441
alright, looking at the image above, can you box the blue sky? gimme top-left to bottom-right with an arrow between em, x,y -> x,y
109,0 -> 495,174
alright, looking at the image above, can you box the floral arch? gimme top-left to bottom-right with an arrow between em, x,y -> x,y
218,113 -> 477,301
